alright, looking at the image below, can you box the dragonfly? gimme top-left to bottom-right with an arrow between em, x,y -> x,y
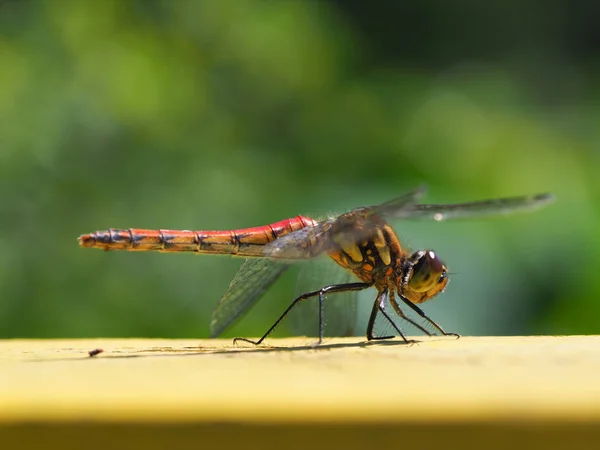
78,186 -> 555,345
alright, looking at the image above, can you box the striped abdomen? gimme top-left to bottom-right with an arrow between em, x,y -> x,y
78,216 -> 317,257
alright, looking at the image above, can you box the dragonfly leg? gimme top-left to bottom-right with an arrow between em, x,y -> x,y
367,290 -> 393,341
388,291 -> 433,336
318,290 -> 324,344
366,290 -> 410,343
234,281 -> 373,346
397,294 -> 460,338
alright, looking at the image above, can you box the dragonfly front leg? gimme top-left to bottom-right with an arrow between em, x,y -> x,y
397,294 -> 460,338
388,291 -> 433,336
234,282 -> 372,346
366,289 -> 411,343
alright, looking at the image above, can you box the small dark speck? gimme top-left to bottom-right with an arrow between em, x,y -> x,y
88,348 -> 104,357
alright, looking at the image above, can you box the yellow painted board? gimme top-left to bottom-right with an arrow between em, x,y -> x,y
1,336 -> 600,449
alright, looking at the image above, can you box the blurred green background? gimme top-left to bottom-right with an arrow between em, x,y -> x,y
0,0 -> 597,339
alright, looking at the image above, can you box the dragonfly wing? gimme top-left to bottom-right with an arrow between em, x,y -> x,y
368,184 -> 428,216
261,219 -> 335,260
261,186 -> 427,260
210,258 -> 290,337
262,187 -> 553,262
387,193 -> 555,221
290,257 -> 359,338
261,186 -> 428,261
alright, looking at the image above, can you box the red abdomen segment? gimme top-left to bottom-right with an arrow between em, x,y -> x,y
78,216 -> 317,257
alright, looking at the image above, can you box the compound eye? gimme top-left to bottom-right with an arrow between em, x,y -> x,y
408,250 -> 445,293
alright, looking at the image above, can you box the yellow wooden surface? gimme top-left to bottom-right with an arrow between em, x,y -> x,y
2,336 -> 600,449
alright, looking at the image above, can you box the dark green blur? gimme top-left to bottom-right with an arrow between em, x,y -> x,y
0,1 -> 596,339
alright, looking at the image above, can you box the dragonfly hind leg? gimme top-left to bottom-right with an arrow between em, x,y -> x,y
233,281 -> 373,346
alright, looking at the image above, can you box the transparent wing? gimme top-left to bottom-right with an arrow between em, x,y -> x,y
210,258 -> 290,337
388,193 -> 555,221
261,218 -> 335,260
262,185 -> 427,260
262,187 -> 554,261
289,257 -> 359,338
367,184 -> 428,217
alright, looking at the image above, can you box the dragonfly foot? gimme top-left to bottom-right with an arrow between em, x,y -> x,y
233,337 -> 261,346
368,335 -> 395,341
445,332 -> 461,339
309,338 -> 324,348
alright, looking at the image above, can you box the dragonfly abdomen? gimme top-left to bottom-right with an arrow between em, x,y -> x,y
78,216 -> 317,256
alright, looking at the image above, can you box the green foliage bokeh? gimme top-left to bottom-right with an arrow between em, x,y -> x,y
0,0 -> 597,339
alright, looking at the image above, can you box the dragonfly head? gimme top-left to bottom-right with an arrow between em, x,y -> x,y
400,250 -> 448,303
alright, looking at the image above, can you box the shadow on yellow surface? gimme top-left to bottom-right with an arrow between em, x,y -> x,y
2,336 -> 600,450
